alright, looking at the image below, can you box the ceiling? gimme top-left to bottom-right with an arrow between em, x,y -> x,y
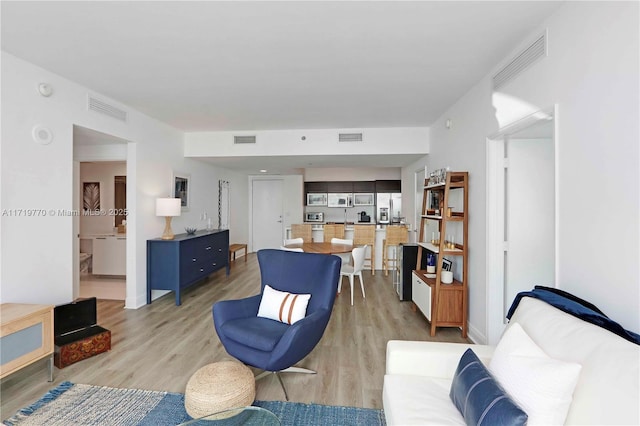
2,1 -> 563,173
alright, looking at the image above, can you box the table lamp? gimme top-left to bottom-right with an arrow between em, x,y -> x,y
156,198 -> 181,240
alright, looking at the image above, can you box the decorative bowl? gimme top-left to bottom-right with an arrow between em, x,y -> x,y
185,227 -> 197,235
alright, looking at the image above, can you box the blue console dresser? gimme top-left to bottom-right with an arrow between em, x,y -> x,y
147,229 -> 230,306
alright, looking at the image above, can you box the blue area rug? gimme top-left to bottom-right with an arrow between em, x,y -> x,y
4,381 -> 386,425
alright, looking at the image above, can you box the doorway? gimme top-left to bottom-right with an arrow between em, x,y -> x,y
251,179 -> 284,251
73,125 -> 129,302
486,106 -> 557,344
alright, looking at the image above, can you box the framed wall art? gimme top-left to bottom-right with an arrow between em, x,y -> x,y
172,172 -> 190,211
83,182 -> 101,211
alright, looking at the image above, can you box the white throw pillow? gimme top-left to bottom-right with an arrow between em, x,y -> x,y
257,285 -> 311,325
489,323 -> 582,425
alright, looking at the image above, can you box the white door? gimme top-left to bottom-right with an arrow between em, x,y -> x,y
486,108 -> 556,344
505,137 -> 555,312
252,179 -> 284,251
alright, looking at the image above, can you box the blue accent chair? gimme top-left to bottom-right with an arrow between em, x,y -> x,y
213,249 -> 341,400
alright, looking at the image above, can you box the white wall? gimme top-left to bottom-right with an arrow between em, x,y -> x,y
0,52 -> 248,308
420,1 -> 639,341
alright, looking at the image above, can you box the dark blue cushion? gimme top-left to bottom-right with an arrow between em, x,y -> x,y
450,349 -> 527,426
221,317 -> 289,352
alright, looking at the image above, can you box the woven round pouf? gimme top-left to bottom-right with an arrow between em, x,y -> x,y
184,361 -> 256,419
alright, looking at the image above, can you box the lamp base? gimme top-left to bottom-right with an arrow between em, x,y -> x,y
161,216 -> 175,240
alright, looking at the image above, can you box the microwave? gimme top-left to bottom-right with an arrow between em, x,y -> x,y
305,212 -> 324,222
327,193 -> 353,208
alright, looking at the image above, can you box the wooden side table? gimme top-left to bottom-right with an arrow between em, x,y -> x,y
0,303 -> 54,381
229,243 -> 248,265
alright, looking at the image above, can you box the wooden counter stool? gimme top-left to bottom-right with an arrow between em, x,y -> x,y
382,225 -> 408,276
323,223 -> 345,242
290,224 -> 313,242
353,225 -> 376,275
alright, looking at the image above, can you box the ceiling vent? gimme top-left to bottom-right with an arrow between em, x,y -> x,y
338,133 -> 363,142
87,95 -> 128,122
234,135 -> 257,144
493,31 -> 547,91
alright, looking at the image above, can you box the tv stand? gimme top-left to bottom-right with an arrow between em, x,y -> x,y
0,303 -> 54,381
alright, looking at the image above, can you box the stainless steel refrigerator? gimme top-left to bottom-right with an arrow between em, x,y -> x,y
376,192 -> 402,223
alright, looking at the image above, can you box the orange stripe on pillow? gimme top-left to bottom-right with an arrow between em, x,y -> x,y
279,293 -> 291,322
287,295 -> 299,324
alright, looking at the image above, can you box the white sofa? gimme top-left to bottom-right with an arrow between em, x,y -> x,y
383,297 -> 640,425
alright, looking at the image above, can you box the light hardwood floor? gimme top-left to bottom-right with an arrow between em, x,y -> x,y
0,253 -> 468,420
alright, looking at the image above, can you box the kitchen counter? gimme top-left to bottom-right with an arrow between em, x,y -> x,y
287,223 -> 410,270
79,234 -> 126,275
80,233 -> 126,238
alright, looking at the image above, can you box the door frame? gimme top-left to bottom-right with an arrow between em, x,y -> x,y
73,125 -> 133,306
485,105 -> 559,344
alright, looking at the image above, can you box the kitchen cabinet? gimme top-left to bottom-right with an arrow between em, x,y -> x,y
327,181 -> 353,192
147,230 -> 229,306
92,236 -> 126,275
375,180 -> 402,192
353,181 -> 376,192
353,193 -> 374,206
306,193 -> 327,206
304,181 -> 328,193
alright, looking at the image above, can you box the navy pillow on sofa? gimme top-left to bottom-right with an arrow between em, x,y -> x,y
450,349 -> 528,426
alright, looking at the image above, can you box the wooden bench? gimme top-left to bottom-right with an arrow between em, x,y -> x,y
229,243 -> 248,265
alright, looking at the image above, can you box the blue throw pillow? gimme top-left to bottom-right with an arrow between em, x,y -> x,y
450,349 -> 528,426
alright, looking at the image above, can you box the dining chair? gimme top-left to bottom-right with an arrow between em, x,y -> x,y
353,225 -> 376,275
290,224 -> 313,242
323,224 -> 345,241
283,237 -> 304,246
339,245 -> 367,306
279,246 -> 304,252
331,237 -> 353,267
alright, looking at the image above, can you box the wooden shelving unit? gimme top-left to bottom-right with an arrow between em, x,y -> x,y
414,171 -> 469,337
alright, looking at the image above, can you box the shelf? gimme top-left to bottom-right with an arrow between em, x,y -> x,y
422,215 -> 443,220
413,270 -> 464,289
421,213 -> 464,221
416,171 -> 468,338
417,242 -> 464,254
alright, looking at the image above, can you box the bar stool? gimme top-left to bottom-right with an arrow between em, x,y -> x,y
353,225 -> 376,275
382,225 -> 408,277
290,224 -> 313,242
322,223 -> 345,241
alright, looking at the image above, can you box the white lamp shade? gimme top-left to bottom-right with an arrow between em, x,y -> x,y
156,198 -> 181,217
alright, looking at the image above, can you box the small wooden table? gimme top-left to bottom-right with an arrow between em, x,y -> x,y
229,243 -> 248,265
284,242 -> 353,254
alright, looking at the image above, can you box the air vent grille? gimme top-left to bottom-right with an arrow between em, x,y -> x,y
87,95 -> 128,122
234,135 -> 256,144
493,32 -> 547,90
338,133 -> 363,142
